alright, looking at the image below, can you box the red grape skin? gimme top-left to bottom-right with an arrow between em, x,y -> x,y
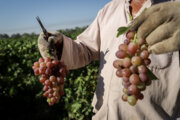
126,31 -> 135,40
131,56 -> 142,66
123,57 -> 132,68
34,62 -> 40,68
128,84 -> 139,95
123,77 -> 129,82
122,81 -> 131,88
144,58 -> 151,66
119,44 -> 128,51
122,94 -> 128,101
122,68 -> 131,77
43,86 -> 49,91
129,65 -> 138,73
116,50 -> 127,59
138,65 -> 147,73
49,75 -> 56,82
113,60 -> 122,69
139,73 -> 148,82
38,58 -> 44,63
39,67 -> 46,74
46,62 -> 53,68
116,70 -> 123,77
135,92 -> 144,100
34,68 -> 40,76
124,39 -> 130,45
45,57 -> 51,63
40,76 -> 46,83
52,60 -> 59,66
128,42 -> 139,55
43,92 -> 49,97
140,50 -> 149,59
45,68 -> 52,75
129,74 -> 140,85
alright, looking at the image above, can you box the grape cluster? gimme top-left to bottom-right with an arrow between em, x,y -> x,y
113,30 -> 151,106
32,57 -> 68,106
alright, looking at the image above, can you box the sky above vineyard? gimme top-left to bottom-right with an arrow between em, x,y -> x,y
0,0 -> 111,35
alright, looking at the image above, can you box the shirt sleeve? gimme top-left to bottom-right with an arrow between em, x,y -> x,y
60,9 -> 103,70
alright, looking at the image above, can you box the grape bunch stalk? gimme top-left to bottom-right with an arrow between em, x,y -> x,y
113,30 -> 154,106
32,57 -> 69,106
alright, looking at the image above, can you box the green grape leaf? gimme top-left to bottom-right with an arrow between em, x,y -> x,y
147,67 -> 158,80
117,26 -> 129,37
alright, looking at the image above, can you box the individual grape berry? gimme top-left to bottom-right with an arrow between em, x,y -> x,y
116,69 -> 123,77
39,67 -> 46,74
140,50 -> 149,59
137,82 -> 146,91
38,57 -> 44,63
45,68 -> 52,75
144,58 -> 151,66
122,94 -> 128,101
131,56 -> 141,66
116,50 -> 127,59
43,86 -> 49,91
49,75 -> 56,82
45,57 -> 51,63
52,60 -> 59,66
34,68 -> 40,76
128,84 -> 139,95
46,62 -> 53,68
39,76 -> 46,83
40,62 -> 46,68
119,44 -> 128,51
138,65 -> 147,73
113,60 -> 123,69
129,74 -> 140,85
43,92 -> 49,97
127,95 -> 137,106
122,68 -> 131,77
45,80 -> 51,86
123,88 -> 128,94
123,57 -> 131,68
129,65 -> 138,73
57,77 -> 64,84
128,42 -> 139,55
135,92 -> 144,100
122,81 -> 131,89
126,31 -> 135,40
122,77 -> 129,82
34,62 -> 40,68
139,73 -> 148,82
124,39 -> 130,45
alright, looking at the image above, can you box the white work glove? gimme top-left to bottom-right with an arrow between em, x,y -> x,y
38,31 -> 63,59
130,1 -> 180,54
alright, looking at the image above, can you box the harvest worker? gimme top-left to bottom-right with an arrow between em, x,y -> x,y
38,0 -> 180,119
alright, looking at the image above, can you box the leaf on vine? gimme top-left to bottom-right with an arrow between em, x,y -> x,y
117,27 -> 129,37
147,67 -> 158,80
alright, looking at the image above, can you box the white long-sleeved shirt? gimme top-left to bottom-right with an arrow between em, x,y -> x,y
61,0 -> 180,119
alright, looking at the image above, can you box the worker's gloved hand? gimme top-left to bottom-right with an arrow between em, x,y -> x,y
130,1 -> 180,54
38,31 -> 63,59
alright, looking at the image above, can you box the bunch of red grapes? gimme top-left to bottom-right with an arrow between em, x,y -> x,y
113,30 -> 151,106
32,57 -> 68,106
